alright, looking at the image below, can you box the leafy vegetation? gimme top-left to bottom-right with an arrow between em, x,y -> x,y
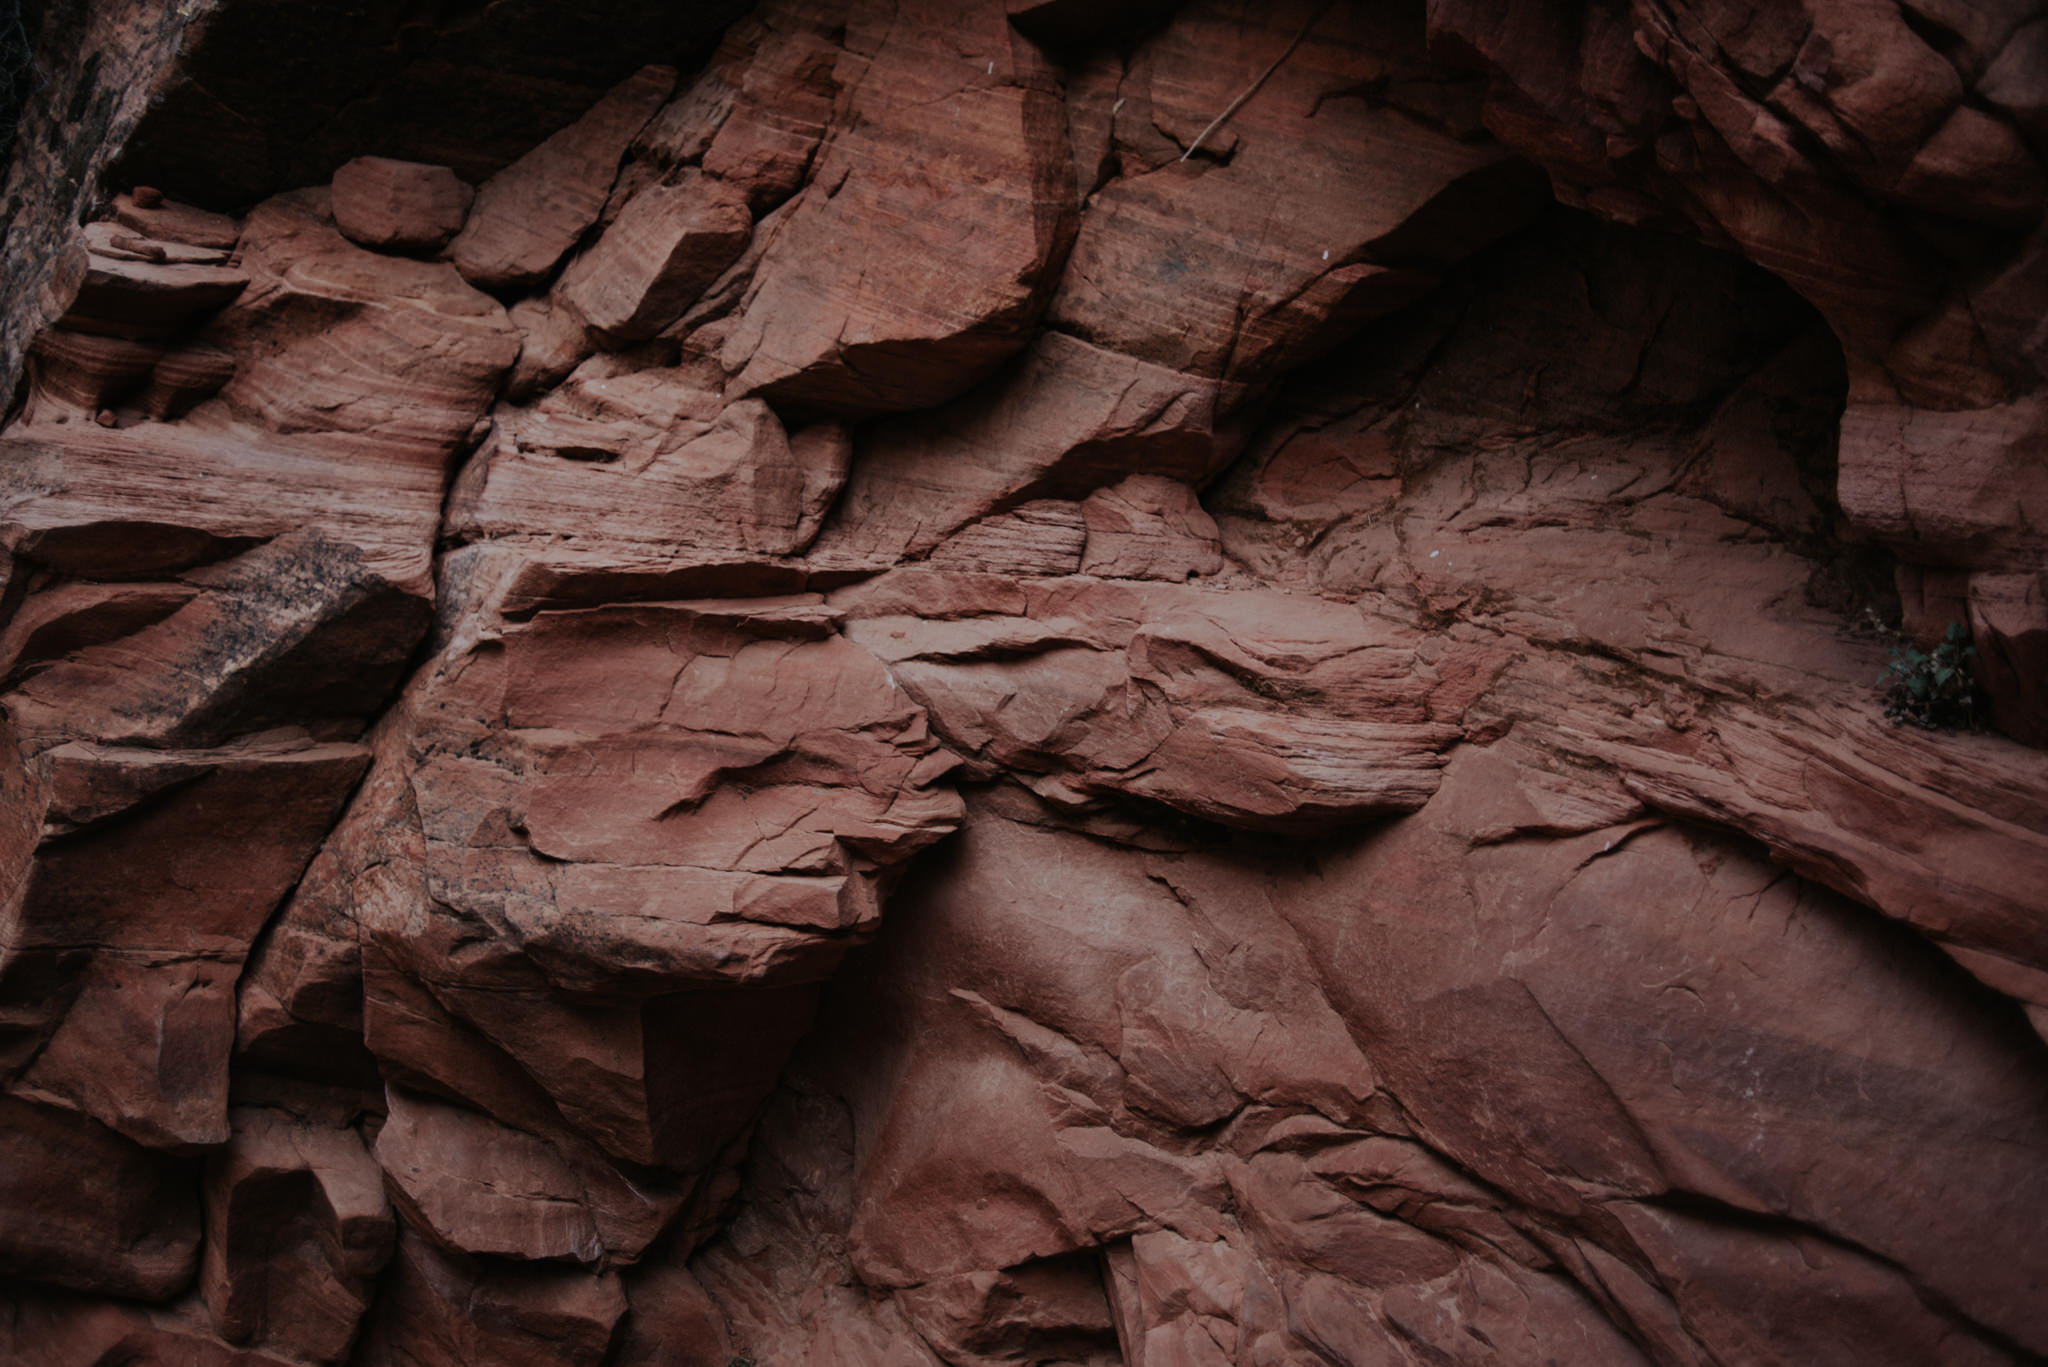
1878,621 -> 1984,731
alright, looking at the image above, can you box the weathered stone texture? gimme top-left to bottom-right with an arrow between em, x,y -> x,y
1,0 -> 2044,1362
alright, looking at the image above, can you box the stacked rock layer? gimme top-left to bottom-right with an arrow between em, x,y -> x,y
0,1 -> 2044,1364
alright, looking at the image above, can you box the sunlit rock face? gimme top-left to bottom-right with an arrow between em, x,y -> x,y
1,1 -> 2044,1364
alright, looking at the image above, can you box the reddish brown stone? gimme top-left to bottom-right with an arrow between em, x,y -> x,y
354,1230 -> 627,1367
1080,476 -> 1224,582
612,1260 -> 735,1367
696,3 -> 845,212
556,172 -> 752,345
0,732 -> 368,1152
202,1108 -> 393,1364
835,572 -> 1471,830
331,157 -> 474,255
451,66 -> 677,293
1970,571 -> 2048,747
112,190 -> 240,250
7,531 -> 429,747
820,329 -> 1257,564
0,1096 -> 199,1300
136,342 -> 237,419
1837,397 -> 2048,571
1981,19 -> 2048,146
928,501 -> 1089,578
53,220 -> 248,344
1048,0 -> 1543,385
449,372 -> 850,560
26,328 -> 163,409
715,0 -> 1077,416
0,1291 -> 301,1367
3,1 -> 2047,1359
207,191 -> 521,469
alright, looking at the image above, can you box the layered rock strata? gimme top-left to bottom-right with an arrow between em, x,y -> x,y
1,1 -> 2044,1364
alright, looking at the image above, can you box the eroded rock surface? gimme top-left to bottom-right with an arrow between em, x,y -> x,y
2,0 -> 2044,1364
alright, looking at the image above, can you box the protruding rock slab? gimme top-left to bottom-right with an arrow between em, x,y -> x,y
717,1 -> 1076,415
698,3 -> 845,211
639,0 -> 847,214
210,191 -> 521,467
373,1087 -> 613,1264
354,1230 -> 627,1367
111,189 -> 241,250
451,66 -> 676,293
835,572 -> 1480,830
266,594 -> 965,1264
7,531 -> 426,748
0,736 -> 369,1151
4,190 -> 516,596
0,1096 -> 199,1301
556,172 -> 752,344
820,330 -> 1252,562
1047,0 -> 1543,386
202,1108 -> 394,1365
450,370 -> 850,560
1556,693 -> 2048,1021
58,220 -> 248,340
928,501 -> 1088,577
403,596 -> 963,994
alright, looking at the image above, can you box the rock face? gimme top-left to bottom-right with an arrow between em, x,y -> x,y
1,1 -> 2045,1365
331,158 -> 474,256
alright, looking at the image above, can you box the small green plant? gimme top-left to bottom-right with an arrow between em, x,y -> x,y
1878,620 -> 1984,730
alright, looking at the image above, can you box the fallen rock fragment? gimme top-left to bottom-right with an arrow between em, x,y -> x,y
451,66 -> 677,293
111,190 -> 241,250
331,157 -> 474,254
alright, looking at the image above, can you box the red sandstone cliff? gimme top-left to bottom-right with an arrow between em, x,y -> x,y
0,1 -> 2044,1363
